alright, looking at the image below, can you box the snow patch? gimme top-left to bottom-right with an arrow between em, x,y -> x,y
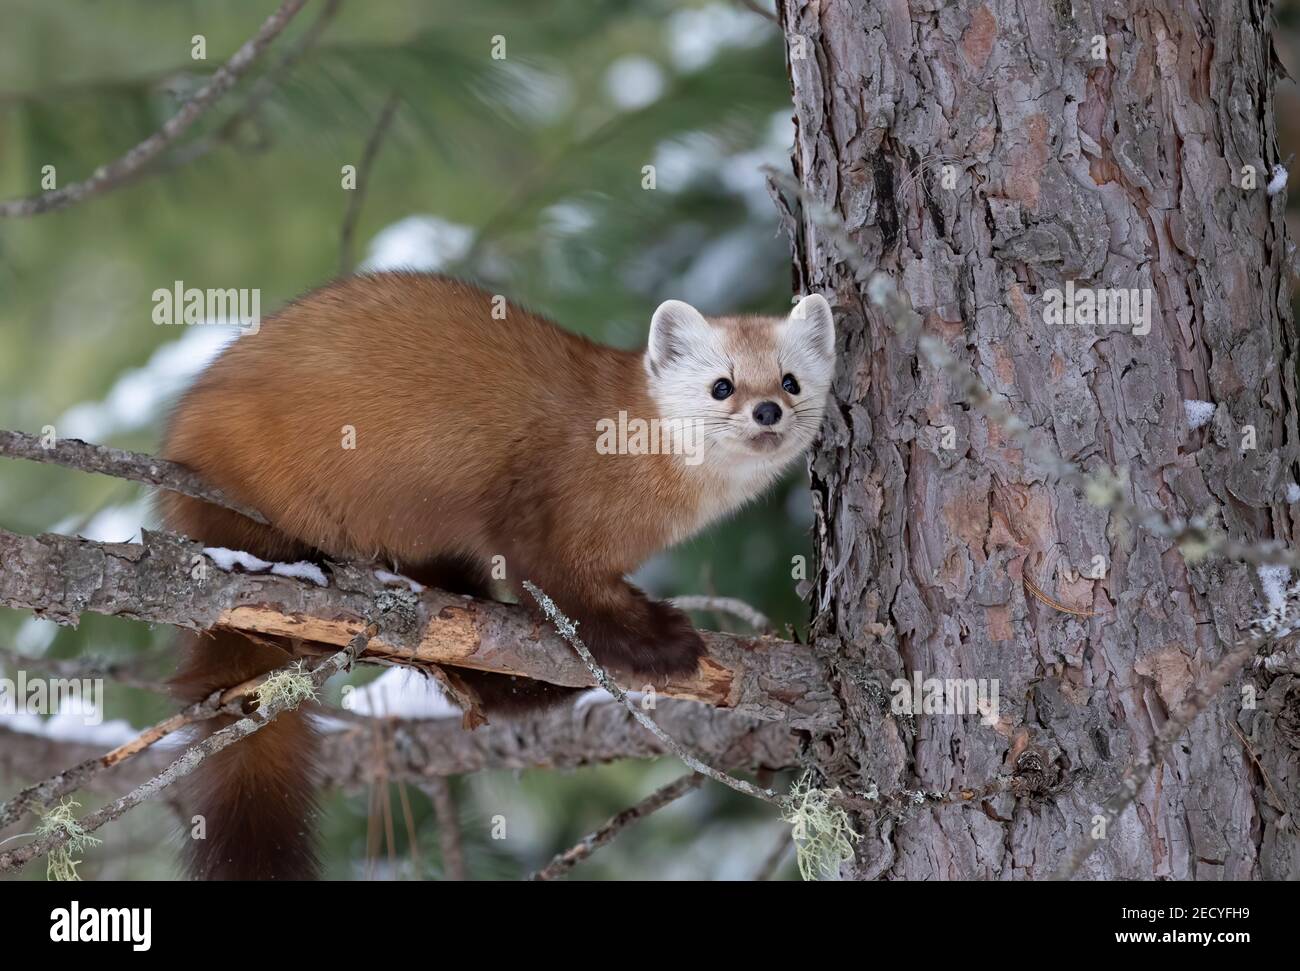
665,2 -> 772,72
1183,399 -> 1215,430
652,132 -> 724,192
604,55 -> 665,110
13,618 -> 58,655
375,569 -> 426,593
1,706 -> 137,748
1258,564 -> 1291,616
649,125 -> 791,218
203,547 -> 273,572
674,229 -> 777,309
339,668 -> 460,720
270,561 -> 328,587
361,215 -> 473,273
492,60 -> 572,123
542,201 -> 597,237
203,548 -> 327,586
1253,563 -> 1300,638
1268,164 -> 1288,196
58,326 -> 235,442
49,500 -> 149,544
574,687 -> 644,712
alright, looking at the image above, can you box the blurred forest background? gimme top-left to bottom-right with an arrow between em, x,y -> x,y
3,0 -> 1300,881
0,0 -> 811,879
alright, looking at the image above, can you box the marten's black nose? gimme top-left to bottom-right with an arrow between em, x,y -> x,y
753,401 -> 782,426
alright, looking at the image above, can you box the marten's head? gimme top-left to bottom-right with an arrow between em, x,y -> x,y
644,294 -> 836,468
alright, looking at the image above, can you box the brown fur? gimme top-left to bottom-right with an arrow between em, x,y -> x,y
161,272 -> 719,879
170,630 -> 322,880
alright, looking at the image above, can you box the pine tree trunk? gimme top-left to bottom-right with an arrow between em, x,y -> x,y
781,0 -> 1300,879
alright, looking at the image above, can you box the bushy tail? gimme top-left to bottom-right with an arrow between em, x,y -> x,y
170,629 -> 322,881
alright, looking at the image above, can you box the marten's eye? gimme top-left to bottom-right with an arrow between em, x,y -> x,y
711,378 -> 734,400
782,373 -> 801,395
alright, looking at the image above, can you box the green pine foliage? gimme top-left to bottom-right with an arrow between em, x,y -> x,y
0,0 -> 804,879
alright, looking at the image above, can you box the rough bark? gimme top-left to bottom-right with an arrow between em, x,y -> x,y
0,700 -> 802,800
0,527 -> 839,730
0,430 -> 268,523
781,0 -> 1299,878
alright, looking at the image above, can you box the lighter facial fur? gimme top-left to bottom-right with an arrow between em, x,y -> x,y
160,274 -> 834,880
643,294 -> 836,531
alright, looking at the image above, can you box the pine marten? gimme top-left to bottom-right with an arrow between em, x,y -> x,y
160,272 -> 835,879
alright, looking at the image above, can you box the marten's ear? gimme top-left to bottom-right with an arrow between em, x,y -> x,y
647,299 -> 712,375
786,294 -> 835,360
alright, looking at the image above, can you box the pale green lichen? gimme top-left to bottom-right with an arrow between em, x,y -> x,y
37,799 -> 101,882
1178,535 -> 1212,564
780,773 -> 862,881
1084,468 -> 1125,509
255,663 -> 317,710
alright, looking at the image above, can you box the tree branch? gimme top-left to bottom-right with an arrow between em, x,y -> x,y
0,430 -> 268,524
0,527 -> 839,729
526,582 -> 783,804
0,666 -> 270,832
418,777 -> 466,880
0,0 -> 309,218
0,621 -> 376,875
671,595 -> 772,633
0,699 -> 804,809
339,91 -> 401,274
158,0 -> 344,174
0,642 -> 166,693
528,772 -> 704,880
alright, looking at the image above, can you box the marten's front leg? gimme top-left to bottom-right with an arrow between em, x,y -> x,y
515,565 -> 705,682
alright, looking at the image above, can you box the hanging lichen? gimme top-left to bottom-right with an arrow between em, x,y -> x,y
36,799 -> 102,882
780,773 -> 862,881
255,662 -> 317,711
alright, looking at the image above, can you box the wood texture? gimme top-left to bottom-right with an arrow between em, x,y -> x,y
0,527 -> 839,730
0,699 -> 803,796
781,0 -> 1298,878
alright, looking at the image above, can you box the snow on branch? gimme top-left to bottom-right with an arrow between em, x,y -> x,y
0,527 -> 839,730
0,698 -> 804,804
0,622 -> 377,876
0,692 -> 802,873
0,425 -> 828,875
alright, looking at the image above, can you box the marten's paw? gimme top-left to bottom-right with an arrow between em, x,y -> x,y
581,598 -> 706,683
634,599 -> 707,680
